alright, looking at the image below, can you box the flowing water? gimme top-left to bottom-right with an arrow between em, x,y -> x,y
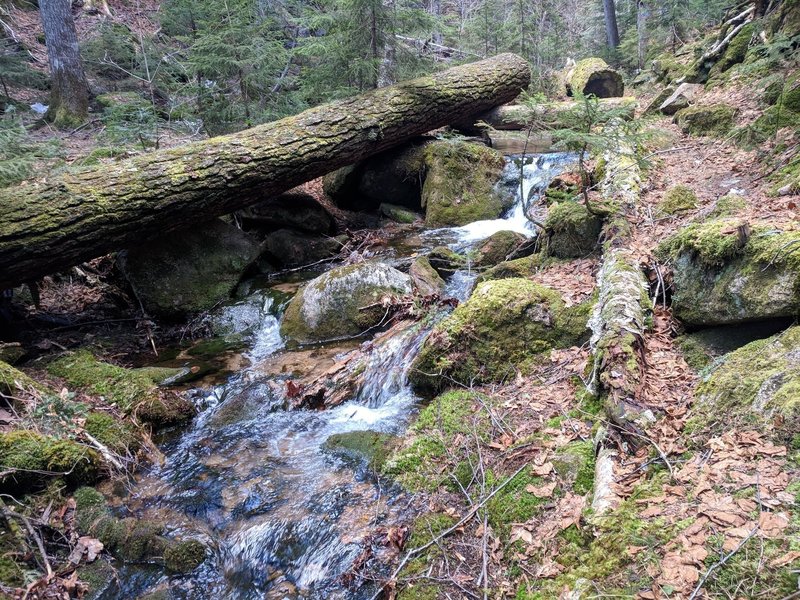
113,152 -> 576,599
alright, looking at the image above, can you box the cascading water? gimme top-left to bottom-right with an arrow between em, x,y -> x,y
114,152 -> 575,599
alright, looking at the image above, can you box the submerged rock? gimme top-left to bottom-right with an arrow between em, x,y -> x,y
473,230 -> 528,268
280,262 -> 412,344
545,201 -> 602,258
410,278 -> 591,395
380,203 -> 420,224
689,325 -> 800,443
421,140 -> 513,227
239,190 -> 333,234
322,430 -> 399,470
657,220 -> 800,326
427,246 -> 466,278
119,219 -> 260,320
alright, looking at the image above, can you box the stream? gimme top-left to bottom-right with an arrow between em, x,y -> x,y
112,152 -> 577,599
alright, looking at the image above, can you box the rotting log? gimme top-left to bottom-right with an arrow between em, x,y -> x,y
0,54 -> 531,289
565,57 -> 624,98
473,97 -> 637,131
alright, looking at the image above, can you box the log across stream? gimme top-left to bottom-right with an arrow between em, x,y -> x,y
112,152 -> 576,599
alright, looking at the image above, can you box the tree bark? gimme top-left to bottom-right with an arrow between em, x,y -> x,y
601,0 -> 620,48
39,0 -> 90,128
636,0 -> 648,70
0,54 -> 530,289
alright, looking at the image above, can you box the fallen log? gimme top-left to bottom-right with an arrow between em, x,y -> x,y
565,57 -> 624,98
0,54 -> 530,289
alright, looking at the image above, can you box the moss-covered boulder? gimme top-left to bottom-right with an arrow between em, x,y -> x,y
657,220 -> 800,326
689,326 -> 800,443
659,185 -> 697,215
164,540 -> 206,572
711,22 -> 754,76
426,246 -> 466,278
48,350 -> 195,426
642,86 -> 676,116
76,559 -> 117,599
545,201 -> 602,258
262,229 -> 344,268
421,140 -> 513,227
708,192 -> 746,218
472,230 -> 528,268
409,256 -> 445,295
280,262 -> 412,344
674,104 -> 736,137
566,58 -> 624,98
0,430 -> 102,490
475,254 -> 549,283
380,203 -> 420,224
119,219 -> 260,320
409,279 -> 591,395
322,430 -> 399,470
239,190 -> 333,234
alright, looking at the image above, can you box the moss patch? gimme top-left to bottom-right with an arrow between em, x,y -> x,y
659,185 -> 697,215
674,104 -> 736,137
545,201 -> 602,258
322,430 -> 399,470
164,540 -> 206,572
409,279 -> 592,396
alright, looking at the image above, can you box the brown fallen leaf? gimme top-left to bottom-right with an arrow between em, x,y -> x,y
771,550 -> 800,568
526,481 -> 557,498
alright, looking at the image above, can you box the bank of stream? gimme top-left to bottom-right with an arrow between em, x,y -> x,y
108,152 -> 577,599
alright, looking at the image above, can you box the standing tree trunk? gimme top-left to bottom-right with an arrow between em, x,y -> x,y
0,54 -> 531,289
602,0 -> 620,48
39,0 -> 90,128
636,0 -> 648,70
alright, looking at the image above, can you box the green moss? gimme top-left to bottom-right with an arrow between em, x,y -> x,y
713,23 -> 754,74
0,555 -> 24,587
656,218 -> 747,266
410,279 -> 592,396
486,467 -> 547,538
421,140 -> 512,227
677,335 -> 713,371
674,104 -> 736,137
380,203 -> 419,224
397,512 -> 455,598
545,201 -> 602,258
473,230 -> 527,268
659,185 -> 698,215
568,57 -> 623,97
322,430 -> 399,470
688,326 -> 800,443
77,559 -> 117,599
553,441 -> 596,495
0,430 -> 101,489
427,246 -> 466,278
164,540 -> 206,572
0,360 -> 47,399
383,391 -> 491,491
476,254 -> 550,283
84,412 -> 138,454
708,192 -> 746,218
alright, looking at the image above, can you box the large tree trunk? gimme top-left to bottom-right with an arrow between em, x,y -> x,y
0,54 -> 530,289
601,0 -> 620,48
471,97 -> 636,130
39,0 -> 90,128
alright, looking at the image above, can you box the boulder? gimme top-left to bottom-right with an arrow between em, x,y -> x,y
657,219 -> 800,326
119,219 -> 260,320
657,83 -> 702,116
239,190 -> 333,234
674,104 -> 736,137
689,325 -> 800,443
409,256 -> 446,295
545,201 -> 602,258
642,86 -> 676,116
565,58 -> 624,98
262,229 -> 345,268
658,185 -> 697,215
421,140 -> 513,227
476,254 -> 548,283
409,278 -> 591,395
280,262 -> 412,344
472,230 -> 528,268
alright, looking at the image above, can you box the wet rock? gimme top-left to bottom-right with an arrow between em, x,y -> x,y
545,201 -> 602,258
658,185 -> 697,215
322,430 -> 399,470
427,246 -> 466,278
476,254 -> 548,283
409,256 -> 445,295
657,82 -> 702,116
119,219 -> 260,320
262,229 -> 345,269
380,203 -> 420,224
280,262 -> 412,344
164,540 -> 206,572
322,165 -> 361,207
410,278 -> 591,395
642,86 -> 675,116
77,559 -> 118,600
689,325 -> 800,443
657,219 -> 800,326
473,230 -> 528,268
205,290 -> 279,337
239,190 -> 333,234
674,103 -> 736,137
421,140 -> 513,227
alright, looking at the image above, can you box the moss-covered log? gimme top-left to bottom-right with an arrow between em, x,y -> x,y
0,54 -> 531,289
565,58 -> 624,98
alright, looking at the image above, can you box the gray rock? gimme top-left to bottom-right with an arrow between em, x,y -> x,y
262,229 -> 345,268
658,83 -> 703,116
239,190 -> 333,234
